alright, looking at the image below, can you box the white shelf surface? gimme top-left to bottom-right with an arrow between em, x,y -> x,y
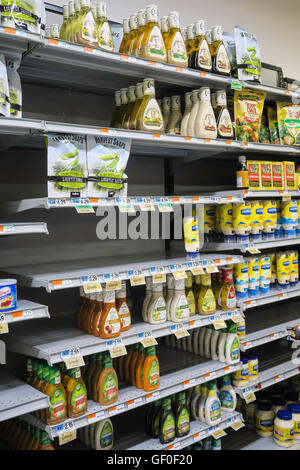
215,189 -> 300,200
0,26 -> 43,54
22,345 -> 242,439
242,436 -> 300,450
128,411 -> 243,450
205,236 -> 300,253
0,370 -> 49,422
0,222 -> 48,236
237,284 -> 300,311
2,300 -> 50,326
1,252 -> 242,292
3,308 -> 240,365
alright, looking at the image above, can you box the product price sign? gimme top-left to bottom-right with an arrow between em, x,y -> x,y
108,404 -> 125,416
190,267 -> 205,276
158,203 -> 173,213
231,420 -> 245,431
75,204 -> 95,213
87,411 -> 105,424
232,314 -> 244,324
166,441 -> 181,450
51,278 -> 73,289
170,324 -> 190,339
230,79 -> 242,91
137,197 -> 155,212
213,320 -> 227,330
138,331 -> 158,347
81,275 -> 102,294
118,203 -> 136,213
245,244 -> 261,255
150,266 -> 166,284
211,429 -> 227,439
104,273 -> 121,291
0,225 -> 15,233
127,397 -> 143,409
61,347 -> 85,369
145,391 -> 160,402
182,379 -> 195,389
206,264 -> 219,274
107,338 -> 127,358
169,264 -> 187,280
56,421 -> 77,445
243,389 -> 256,404
128,270 -> 146,287
0,314 -> 8,334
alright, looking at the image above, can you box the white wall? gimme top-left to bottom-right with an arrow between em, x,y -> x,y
48,0 -> 300,78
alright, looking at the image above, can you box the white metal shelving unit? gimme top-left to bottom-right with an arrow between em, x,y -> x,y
0,370 -> 49,422
0,222 -> 48,236
2,300 -> 50,326
204,236 -> 300,254
237,285 -> 300,311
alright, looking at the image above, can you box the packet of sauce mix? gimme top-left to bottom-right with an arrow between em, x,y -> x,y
272,162 -> 284,190
247,160 -> 261,190
260,161 -> 272,190
283,161 -> 297,190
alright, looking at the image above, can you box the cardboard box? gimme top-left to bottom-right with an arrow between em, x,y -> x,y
283,161 -> 297,190
271,162 -> 284,191
260,161 -> 273,190
247,160 -> 261,190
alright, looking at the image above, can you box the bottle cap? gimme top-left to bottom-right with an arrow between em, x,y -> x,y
277,410 -> 292,420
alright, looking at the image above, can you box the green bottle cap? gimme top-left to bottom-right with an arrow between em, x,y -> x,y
162,397 -> 171,410
146,346 -> 156,356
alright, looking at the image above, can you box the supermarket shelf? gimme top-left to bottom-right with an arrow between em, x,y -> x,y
0,26 -> 43,55
204,236 -> 300,253
0,370 -> 49,422
242,436 -> 300,450
1,252 -> 242,292
214,189 -> 300,200
127,411 -> 243,450
3,309 -> 240,365
2,300 -> 50,326
222,425 -> 300,450
0,222 -> 48,236
22,346 -> 242,439
237,284 -> 300,311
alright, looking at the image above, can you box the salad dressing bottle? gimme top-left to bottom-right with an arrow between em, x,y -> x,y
99,289 -> 121,339
160,16 -> 169,45
174,392 -> 190,438
86,293 -> 97,334
195,87 -> 217,139
204,380 -> 221,426
85,354 -> 97,399
185,272 -> 196,316
110,91 -> 122,128
45,368 -> 67,425
169,279 -> 190,322
65,1 -> 75,42
96,2 -> 114,51
211,26 -> 231,76
91,354 -> 103,401
129,82 -> 144,130
215,89 -> 234,139
127,14 -> 139,55
39,431 -> 55,450
193,275 -> 201,310
66,367 -> 87,418
92,292 -> 104,337
159,398 -> 175,444
180,92 -> 192,136
162,96 -> 171,131
186,89 -> 200,136
165,274 -> 175,320
71,0 -> 81,42
117,88 -> 129,128
116,281 -> 131,332
135,345 -> 146,389
143,346 -> 160,391
166,95 -> 182,135
136,78 -> 164,133
165,11 -> 188,68
130,344 -> 139,386
220,268 -> 236,311
140,4 -> 167,62
147,282 -> 167,324
132,9 -> 146,56
59,4 -> 69,41
186,24 -> 196,67
119,17 -> 130,54
97,353 -> 118,405
198,273 -> 216,315
77,0 -> 97,47
142,276 -> 153,322
123,85 -> 137,129
192,20 -> 212,72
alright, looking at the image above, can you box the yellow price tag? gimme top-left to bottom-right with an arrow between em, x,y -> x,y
247,247 -> 261,255
244,391 -> 256,404
0,317 -> 8,334
213,320 -> 227,330
232,315 -> 244,323
118,204 -> 136,213
139,203 -> 155,211
174,329 -> 190,339
64,355 -> 85,369
83,281 -> 102,294
206,265 -> 219,274
58,428 -> 77,445
173,270 -> 187,280
130,275 -> 146,286
211,429 -> 227,439
152,273 -> 166,284
106,280 -> 122,291
282,195 -> 292,202
141,336 -> 158,347
75,205 -> 95,213
190,267 -> 205,276
109,345 -> 127,359
231,421 -> 245,431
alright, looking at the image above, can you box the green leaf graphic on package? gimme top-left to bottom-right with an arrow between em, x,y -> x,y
0,0 -> 39,24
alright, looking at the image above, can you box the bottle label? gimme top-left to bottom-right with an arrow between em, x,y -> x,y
197,39 -> 212,70
152,296 -> 167,322
49,389 -> 67,423
71,382 -> 87,415
148,359 -> 160,387
226,285 -> 236,309
230,337 -> 240,362
102,372 -> 118,403
162,413 -> 175,441
177,408 -> 190,435
81,12 -> 97,44
104,306 -> 121,335
200,289 -> 216,313
220,390 -> 234,410
142,98 -> 164,130
236,171 -> 249,188
100,420 -> 113,448
256,417 -> 274,433
215,44 -> 230,74
204,112 -> 217,132
118,302 -> 131,329
98,21 -> 114,51
249,362 -> 258,378
218,109 -> 233,137
146,26 -> 166,59
209,399 -> 221,422
274,425 -> 294,444
168,32 -> 187,64
175,295 -> 190,320
186,290 -> 196,315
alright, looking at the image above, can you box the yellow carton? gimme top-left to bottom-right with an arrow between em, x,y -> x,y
247,160 -> 261,190
271,162 -> 284,191
283,161 -> 297,190
260,161 -> 273,190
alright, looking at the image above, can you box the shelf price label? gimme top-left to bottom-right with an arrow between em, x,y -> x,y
61,347 -> 85,369
170,323 -> 190,339
230,79 -> 242,91
245,244 -> 261,255
75,205 -> 95,213
150,266 -> 166,283
203,371 -> 217,381
0,314 -> 8,334
158,203 -> 173,212
232,314 -> 244,324
107,338 -> 127,358
190,267 -> 205,276
87,411 -> 105,423
0,225 -> 15,233
56,421 -> 77,445
51,279 -> 73,289
243,389 -> 256,404
169,264 -> 187,280
166,441 -> 181,450
212,319 -> 227,330
145,391 -> 160,402
206,264 -> 219,274
81,275 -> 102,293
231,420 -> 245,431
104,273 -> 121,291
182,379 -> 195,389
127,397 -> 143,409
211,429 -> 227,439
138,331 -> 158,347
108,404 -> 125,416
11,309 -> 33,320
128,270 -> 146,286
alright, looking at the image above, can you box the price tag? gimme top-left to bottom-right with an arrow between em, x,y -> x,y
61,347 -> 85,369
212,429 -> 227,439
81,276 -> 102,294
246,246 -> 261,255
139,203 -> 155,211
278,292 -> 288,300
158,203 -> 173,212
223,365 -> 236,373
129,275 -> 146,287
138,332 -> 158,347
56,421 -> 77,445
182,379 -> 195,389
274,374 -> 285,382
52,279 -> 73,289
193,431 -> 206,442
105,278 -> 122,291
0,315 -> 8,334
204,371 -> 217,381
232,315 -> 244,323
245,300 -> 256,308
145,391 -> 160,402
206,265 -> 219,274
87,411 -> 105,424
190,267 -> 205,276
0,225 -> 15,233
127,397 -> 143,409
244,391 -> 256,404
282,195 -> 292,202
152,272 -> 166,283
118,203 -> 136,213
107,338 -> 127,358
231,420 -> 245,431
166,441 -> 181,450
230,79 -> 242,91
174,328 -> 189,339
172,270 -> 187,280
108,404 -> 125,416
75,205 -> 95,213
11,309 -> 33,319
213,320 -> 227,330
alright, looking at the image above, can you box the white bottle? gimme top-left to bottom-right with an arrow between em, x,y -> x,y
194,87 -> 217,139
225,322 -> 240,364
180,92 -> 192,136
199,327 -> 206,356
169,279 -> 190,323
205,380 -> 221,426
142,277 -> 152,322
191,386 -> 202,419
210,328 -> 220,361
167,95 -> 182,135
204,325 -> 213,358
217,327 -> 228,363
186,89 -> 200,136
198,383 -> 208,422
94,419 -> 114,450
193,328 -> 201,354
166,274 -> 175,321
220,375 -> 237,412
147,282 -> 167,324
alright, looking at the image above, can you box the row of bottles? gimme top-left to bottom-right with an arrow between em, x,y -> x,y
82,352 -> 118,405
59,0 -> 114,51
119,5 -> 231,75
166,320 -> 241,365
77,282 -> 131,339
145,392 -> 190,444
0,419 -> 55,450
78,418 -> 114,449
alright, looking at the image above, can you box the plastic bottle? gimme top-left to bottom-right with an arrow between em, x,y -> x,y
210,328 -> 220,361
272,397 -> 286,416
180,92 -> 192,136
142,277 -> 153,322
234,260 -> 248,300
147,282 -> 167,324
220,268 -> 236,311
198,274 -> 216,315
269,252 -> 277,288
97,353 -> 118,406
122,85 -> 137,129
236,155 -> 249,189
185,24 -> 196,67
77,0 -> 97,47
116,281 -> 131,332
186,89 -> 200,137
160,15 -> 169,45
250,200 -> 263,241
166,95 -> 182,135
217,327 -> 227,363
287,404 -> 300,441
220,375 -> 237,412
220,204 -> 235,242
199,327 -> 206,357
195,87 -> 217,139
96,2 -> 113,51
66,367 -> 87,418
143,346 -> 160,392
259,255 -> 271,295
119,17 -> 130,54
263,200 -> 277,240
65,1 -> 75,42
99,289 -> 121,339
169,279 -> 190,322
204,325 -> 213,358
174,392 -> 190,438
132,9 -> 146,56
190,385 -> 201,419
232,358 -> 249,387
204,380 -> 221,426
273,410 -> 294,448
44,367 -> 67,425
136,78 -> 164,132
225,322 -> 240,364
276,252 -> 290,289
94,419 -> 114,450
288,250 -> 299,287
135,345 -> 146,389
215,89 -> 234,139
233,202 -> 252,243
247,256 -> 260,297
192,19 -> 212,72
281,200 -> 298,237
249,355 -> 259,382
59,4 -> 69,40
165,11 -> 188,67
256,402 -> 274,437
210,26 -> 230,75
129,82 -> 144,130
140,5 -> 167,63
159,398 -> 175,444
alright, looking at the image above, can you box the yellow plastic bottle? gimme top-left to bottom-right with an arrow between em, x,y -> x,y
110,90 -> 122,128
165,11 -> 188,67
198,274 -> 216,315
220,268 -> 237,311
186,24 -> 196,66
122,85 -> 137,129
129,82 -> 144,130
140,4 -> 167,63
119,17 -> 130,54
77,0 -> 97,47
131,9 -> 146,56
44,367 -> 67,426
59,4 -> 69,41
160,15 -> 169,46
143,346 -> 160,392
185,272 -> 196,316
66,367 -> 87,418
117,88 -> 129,129
136,78 -> 164,132
65,1 -> 75,42
71,0 -> 81,42
96,2 -> 114,51
127,14 -> 139,55
211,25 -> 231,76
